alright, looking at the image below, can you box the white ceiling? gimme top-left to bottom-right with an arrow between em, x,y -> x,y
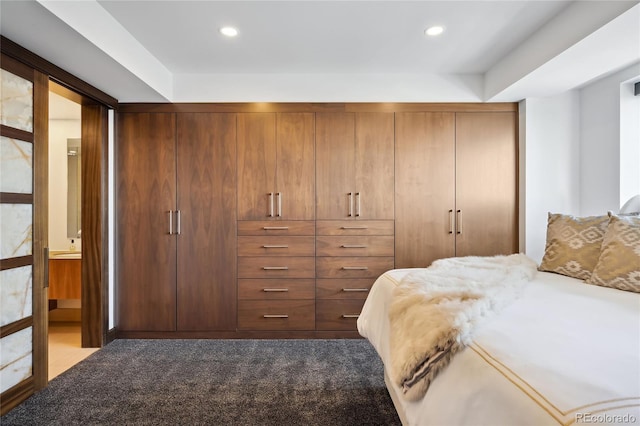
1,0 -> 639,103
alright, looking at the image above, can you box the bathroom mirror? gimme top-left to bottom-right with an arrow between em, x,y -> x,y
67,138 -> 81,239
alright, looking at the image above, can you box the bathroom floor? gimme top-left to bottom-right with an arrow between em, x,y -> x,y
48,322 -> 99,381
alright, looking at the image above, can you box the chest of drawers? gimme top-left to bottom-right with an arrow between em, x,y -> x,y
315,220 -> 394,331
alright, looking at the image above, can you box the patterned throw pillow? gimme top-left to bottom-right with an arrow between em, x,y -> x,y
587,215 -> 640,293
539,213 -> 609,280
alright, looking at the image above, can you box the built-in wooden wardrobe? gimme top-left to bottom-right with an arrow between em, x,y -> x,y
116,104 -> 518,338
117,112 -> 237,332
236,113 -> 316,331
315,112 -> 395,331
395,111 -> 518,268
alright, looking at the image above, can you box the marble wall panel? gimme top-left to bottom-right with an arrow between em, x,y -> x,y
0,136 -> 33,194
0,204 -> 32,259
0,69 -> 33,133
0,266 -> 33,327
0,327 -> 32,393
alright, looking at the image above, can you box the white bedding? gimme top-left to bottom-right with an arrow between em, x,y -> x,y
358,269 -> 640,426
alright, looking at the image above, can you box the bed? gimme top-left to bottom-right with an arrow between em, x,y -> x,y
358,213 -> 640,426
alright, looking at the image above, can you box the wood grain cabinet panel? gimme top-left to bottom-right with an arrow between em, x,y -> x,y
176,112 -> 237,331
117,112 -> 177,332
238,300 -> 315,330
237,220 -> 315,236
238,236 -> 315,257
316,220 -> 394,236
316,279 -> 373,300
316,257 -> 394,279
316,235 -> 394,257
238,257 -> 315,279
315,299 -> 366,331
454,112 -> 518,257
238,279 -> 315,300
395,112 -> 456,268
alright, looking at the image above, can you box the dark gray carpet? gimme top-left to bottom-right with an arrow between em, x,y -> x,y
2,339 -> 400,425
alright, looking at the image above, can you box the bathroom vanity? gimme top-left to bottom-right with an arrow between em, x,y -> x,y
48,253 -> 81,299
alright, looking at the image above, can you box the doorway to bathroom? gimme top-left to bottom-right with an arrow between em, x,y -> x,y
47,80 -> 110,378
47,82 -> 98,378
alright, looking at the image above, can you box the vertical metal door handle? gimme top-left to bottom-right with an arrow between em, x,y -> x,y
348,192 -> 353,217
456,210 -> 462,234
44,247 -> 50,288
276,192 -> 282,217
355,192 -> 361,217
168,211 -> 173,235
448,209 -> 454,234
268,193 -> 274,217
176,210 -> 181,235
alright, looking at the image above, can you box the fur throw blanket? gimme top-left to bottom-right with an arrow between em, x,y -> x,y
389,254 -> 538,401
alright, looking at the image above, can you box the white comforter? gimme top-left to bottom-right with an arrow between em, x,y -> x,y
358,269 -> 640,426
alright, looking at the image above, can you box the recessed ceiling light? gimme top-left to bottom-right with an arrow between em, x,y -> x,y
425,26 -> 444,37
220,27 -> 238,37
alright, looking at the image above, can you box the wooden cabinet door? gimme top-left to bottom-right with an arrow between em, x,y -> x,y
117,113 -> 177,331
275,113 -> 315,220
395,112 -> 456,268
176,113 -> 237,331
354,112 -> 394,220
316,113 -> 355,219
237,113 -> 277,220
455,112 -> 517,257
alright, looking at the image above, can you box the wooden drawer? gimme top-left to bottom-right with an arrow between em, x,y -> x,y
316,257 -> 394,279
316,279 -> 374,300
238,236 -> 315,256
316,299 -> 366,331
238,279 -> 315,300
238,300 -> 315,330
316,235 -> 394,257
316,220 -> 394,236
238,220 -> 315,236
238,256 -> 315,278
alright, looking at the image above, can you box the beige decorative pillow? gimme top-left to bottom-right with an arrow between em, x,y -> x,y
587,215 -> 640,293
539,213 -> 609,280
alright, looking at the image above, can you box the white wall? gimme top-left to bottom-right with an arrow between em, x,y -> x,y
579,62 -> 640,214
521,91 -> 581,263
48,119 -> 81,251
619,77 -> 640,205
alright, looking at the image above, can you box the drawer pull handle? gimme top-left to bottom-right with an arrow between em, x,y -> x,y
341,244 -> 367,248
340,226 -> 368,230
342,314 -> 360,319
263,288 -> 289,292
262,245 -> 289,248
263,226 -> 289,230
341,266 -> 368,270
263,314 -> 289,318
342,288 -> 369,292
262,266 -> 289,270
